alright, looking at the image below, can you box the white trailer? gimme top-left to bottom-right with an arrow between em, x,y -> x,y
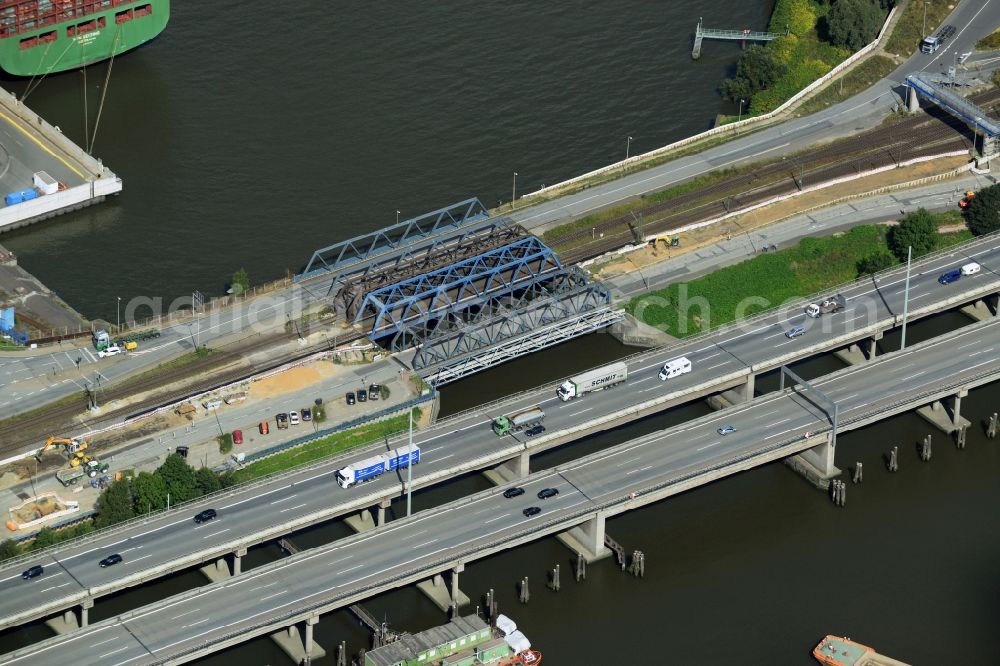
658,356 -> 692,380
557,361 -> 629,401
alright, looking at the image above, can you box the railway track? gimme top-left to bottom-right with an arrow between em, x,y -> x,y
550,90 -> 1000,264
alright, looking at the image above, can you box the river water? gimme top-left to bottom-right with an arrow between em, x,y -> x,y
0,0 -> 770,322
3,1 -> 999,664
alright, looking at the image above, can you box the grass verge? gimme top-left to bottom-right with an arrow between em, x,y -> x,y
797,55 -> 898,115
885,0 -> 955,56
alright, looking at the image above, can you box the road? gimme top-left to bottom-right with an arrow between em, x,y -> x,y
0,1 -> 994,421
0,232 -> 996,631
509,0 -> 1000,235
3,318 -> 997,665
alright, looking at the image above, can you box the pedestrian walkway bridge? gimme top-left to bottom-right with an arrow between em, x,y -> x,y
692,19 -> 785,59
906,72 -> 1000,155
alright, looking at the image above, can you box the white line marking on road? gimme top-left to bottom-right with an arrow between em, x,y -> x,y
90,637 -> 118,648
99,646 -> 131,659
170,608 -> 202,620
696,442 -> 719,451
335,564 -> 363,575
279,503 -> 309,514
270,494 -> 297,505
202,528 -> 230,539
260,590 -> 287,602
411,538 -> 439,550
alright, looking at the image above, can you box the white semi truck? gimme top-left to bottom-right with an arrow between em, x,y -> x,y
556,361 -> 629,401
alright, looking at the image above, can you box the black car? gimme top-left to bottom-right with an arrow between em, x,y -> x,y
525,424 -> 546,437
368,384 -> 381,400
357,388 -> 367,402
503,487 -> 525,499
346,392 -> 356,406
99,553 -> 123,568
301,407 -> 312,422
21,565 -> 43,580
537,488 -> 559,500
523,507 -> 541,518
194,509 -> 217,524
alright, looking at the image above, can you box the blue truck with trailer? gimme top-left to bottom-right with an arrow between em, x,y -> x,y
336,445 -> 421,488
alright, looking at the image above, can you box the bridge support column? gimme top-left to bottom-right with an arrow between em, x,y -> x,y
272,616 -> 326,666
45,605 -> 83,634
376,498 -> 392,527
784,432 -> 841,490
917,389 -> 970,433
959,297 -> 998,322
200,556 -> 234,583
416,564 -> 470,614
711,372 -> 756,409
79,598 -> 93,628
344,506 -> 378,533
232,547 -> 247,576
835,332 -> 881,364
483,450 -> 530,485
557,512 -> 611,563
907,84 -> 919,112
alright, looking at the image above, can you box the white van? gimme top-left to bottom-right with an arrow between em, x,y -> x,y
658,356 -> 692,381
961,262 -> 981,276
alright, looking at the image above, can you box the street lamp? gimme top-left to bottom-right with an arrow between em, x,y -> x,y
511,172 -> 518,209
116,296 -> 121,332
626,135 -> 633,161
738,99 -> 745,124
923,1 -> 930,38
900,246 -> 912,350
396,210 -> 401,224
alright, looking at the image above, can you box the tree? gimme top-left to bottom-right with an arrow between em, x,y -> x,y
721,45 -> 786,103
195,467 -> 222,496
0,539 -> 21,561
31,527 -> 58,550
888,208 -> 938,260
95,479 -> 136,528
857,249 -> 896,275
157,453 -> 201,504
964,184 -> 1000,235
826,0 -> 883,51
232,267 -> 250,295
132,471 -> 168,514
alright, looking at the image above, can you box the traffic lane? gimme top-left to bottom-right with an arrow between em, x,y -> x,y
0,624 -> 147,666
124,474 -> 586,654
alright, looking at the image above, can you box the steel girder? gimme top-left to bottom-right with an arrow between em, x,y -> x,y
297,198 -> 490,282
336,225 -> 526,318
421,309 -> 625,386
410,268 -> 612,368
906,73 -> 1000,138
356,236 -> 562,339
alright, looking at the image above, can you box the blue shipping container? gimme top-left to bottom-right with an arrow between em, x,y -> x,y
20,189 -> 38,201
4,192 -> 22,205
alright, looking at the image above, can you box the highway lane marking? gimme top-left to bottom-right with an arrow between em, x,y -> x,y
98,646 -> 131,659
90,636 -> 119,648
572,407 -> 594,415
325,556 -> 353,567
898,371 -> 925,383
270,494 -> 298,505
260,590 -> 287,602
38,581 -> 73,593
430,453 -> 455,464
279,503 -> 309,514
129,553 -> 155,564
696,442 -> 719,451
765,418 -> 793,428
483,515 -> 507,524
969,347 -> 995,357
202,528 -> 231,539
616,457 -> 641,467
633,376 -> 653,383
170,608 -> 202,620
411,538 -> 439,550
335,564 -> 363,575
293,469 -> 337,485
220,484 -> 291,509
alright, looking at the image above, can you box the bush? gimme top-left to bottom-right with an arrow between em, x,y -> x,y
887,208 -> 938,260
977,30 -> 1000,49
825,0 -> 884,51
770,0 -> 819,37
218,433 -> 233,455
857,249 -> 896,275
964,184 -> 1000,235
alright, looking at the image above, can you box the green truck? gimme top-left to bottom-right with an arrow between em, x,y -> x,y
492,406 -> 545,436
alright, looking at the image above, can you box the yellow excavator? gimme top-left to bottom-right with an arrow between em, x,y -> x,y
36,436 -> 89,463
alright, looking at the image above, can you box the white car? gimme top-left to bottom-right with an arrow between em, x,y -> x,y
98,345 -> 123,358
289,410 -> 300,426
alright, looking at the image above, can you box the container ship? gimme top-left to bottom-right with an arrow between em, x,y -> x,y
813,635 -> 911,666
0,0 -> 168,76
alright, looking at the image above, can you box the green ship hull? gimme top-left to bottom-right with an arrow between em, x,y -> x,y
0,0 -> 169,77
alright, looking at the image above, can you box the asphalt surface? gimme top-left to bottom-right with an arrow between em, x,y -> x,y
0,232 -> 996,632
0,2 -> 995,421
4,318 -> 997,665
509,0 -> 1000,235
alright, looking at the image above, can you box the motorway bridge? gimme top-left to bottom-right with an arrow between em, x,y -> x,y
0,233 -> 996,636
1,317 -> 997,664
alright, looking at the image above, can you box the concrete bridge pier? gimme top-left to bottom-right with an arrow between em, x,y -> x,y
344,506 -> 378,533
232,547 -> 247,576
417,563 -> 470,613
45,598 -> 94,634
707,372 -> 755,409
557,512 -> 611,563
376,497 -> 392,526
483,450 -> 530,485
959,295 -> 998,322
784,432 -> 841,489
834,332 -> 881,364
917,389 -> 971,433
907,84 -> 919,112
272,614 -> 326,665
